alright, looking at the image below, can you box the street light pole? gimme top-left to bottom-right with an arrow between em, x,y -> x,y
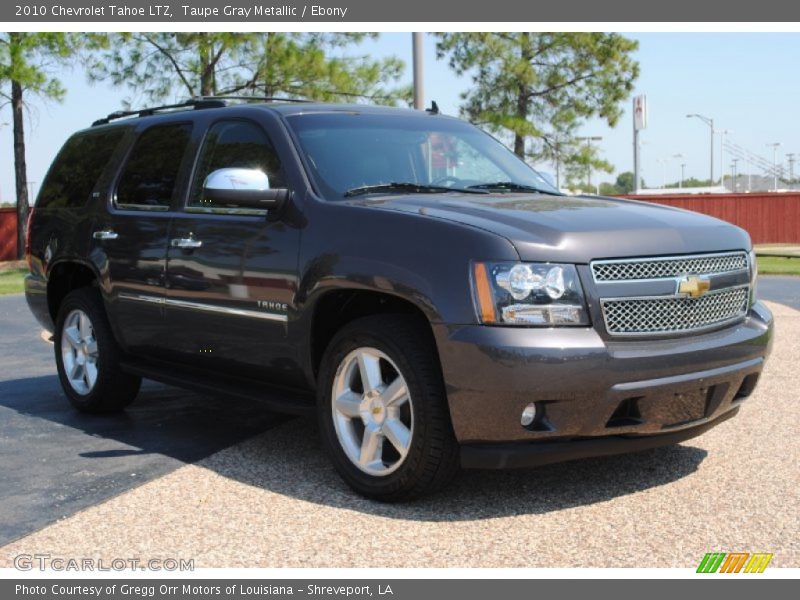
788,153 -> 796,189
680,163 -> 686,189
672,153 -> 684,188
731,159 -> 739,192
687,114 -> 714,184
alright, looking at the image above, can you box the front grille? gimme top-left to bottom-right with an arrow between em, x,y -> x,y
601,286 -> 749,336
592,251 -> 748,282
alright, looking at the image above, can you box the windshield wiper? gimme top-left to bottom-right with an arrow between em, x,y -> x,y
344,182 -> 488,198
467,181 -> 562,195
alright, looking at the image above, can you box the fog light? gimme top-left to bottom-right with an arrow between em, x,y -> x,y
520,403 -> 537,427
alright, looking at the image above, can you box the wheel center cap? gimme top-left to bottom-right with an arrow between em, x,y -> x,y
368,398 -> 385,424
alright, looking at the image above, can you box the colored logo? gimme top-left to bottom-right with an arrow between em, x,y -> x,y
678,275 -> 712,298
697,552 -> 773,573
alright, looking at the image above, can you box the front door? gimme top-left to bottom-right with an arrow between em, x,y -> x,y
163,118 -> 301,383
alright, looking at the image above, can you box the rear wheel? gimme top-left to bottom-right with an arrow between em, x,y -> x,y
317,314 -> 460,501
54,287 -> 141,413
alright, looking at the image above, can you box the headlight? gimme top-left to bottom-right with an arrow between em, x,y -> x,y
472,262 -> 589,326
749,249 -> 758,306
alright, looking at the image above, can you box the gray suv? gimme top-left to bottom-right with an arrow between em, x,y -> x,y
24,98 -> 773,500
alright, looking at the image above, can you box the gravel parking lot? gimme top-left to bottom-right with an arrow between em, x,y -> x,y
0,293 -> 798,568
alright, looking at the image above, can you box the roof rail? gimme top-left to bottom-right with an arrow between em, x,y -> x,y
195,95 -> 313,104
91,95 -> 312,127
91,97 -> 228,127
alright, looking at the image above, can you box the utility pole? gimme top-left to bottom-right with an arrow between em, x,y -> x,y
412,33 -> 424,110
767,142 -> 781,191
717,129 -> 730,186
731,159 -> 739,192
788,153 -> 796,189
687,114 -> 714,183
576,136 -> 602,192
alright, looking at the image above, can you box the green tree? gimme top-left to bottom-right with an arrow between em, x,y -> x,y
0,33 -> 80,258
598,182 -> 619,195
668,177 -> 712,188
436,32 -> 639,176
89,33 -> 409,106
614,171 -> 636,194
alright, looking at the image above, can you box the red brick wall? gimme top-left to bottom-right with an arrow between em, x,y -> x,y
0,208 -> 17,261
620,193 -> 800,244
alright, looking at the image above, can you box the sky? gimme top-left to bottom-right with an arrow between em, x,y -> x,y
2,32 -> 800,202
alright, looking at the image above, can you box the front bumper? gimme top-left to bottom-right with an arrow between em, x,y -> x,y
461,407 -> 739,469
433,301 -> 774,466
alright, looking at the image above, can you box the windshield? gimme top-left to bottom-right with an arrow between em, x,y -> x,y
285,112 -> 560,200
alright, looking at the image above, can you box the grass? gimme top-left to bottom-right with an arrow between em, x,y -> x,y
758,255 -> 800,276
0,268 -> 26,295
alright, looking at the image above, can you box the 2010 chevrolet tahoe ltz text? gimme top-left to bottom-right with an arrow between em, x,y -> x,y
24,98 -> 774,501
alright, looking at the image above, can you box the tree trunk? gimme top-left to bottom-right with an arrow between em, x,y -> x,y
513,132 -> 525,158
513,32 -> 532,159
199,36 -> 215,96
12,79 -> 29,260
263,32 -> 274,97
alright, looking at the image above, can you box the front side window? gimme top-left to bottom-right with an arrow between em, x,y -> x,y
116,123 -> 192,209
189,120 -> 285,207
286,113 -> 559,200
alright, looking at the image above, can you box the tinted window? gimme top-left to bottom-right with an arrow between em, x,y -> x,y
117,123 -> 192,208
37,129 -> 126,208
190,120 -> 285,206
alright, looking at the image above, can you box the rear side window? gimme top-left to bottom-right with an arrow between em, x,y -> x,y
37,129 -> 126,208
116,123 -> 192,209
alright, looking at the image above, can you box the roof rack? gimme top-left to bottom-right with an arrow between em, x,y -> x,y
91,95 -> 311,127
196,95 -> 313,104
91,98 -> 227,126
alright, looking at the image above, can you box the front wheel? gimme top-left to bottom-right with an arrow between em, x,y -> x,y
317,315 -> 460,501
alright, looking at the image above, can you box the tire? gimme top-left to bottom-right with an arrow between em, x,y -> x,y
54,287 -> 141,413
317,314 -> 460,501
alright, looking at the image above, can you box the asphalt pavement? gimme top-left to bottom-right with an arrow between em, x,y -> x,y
757,275 -> 800,310
0,294 -> 285,546
0,276 -> 798,566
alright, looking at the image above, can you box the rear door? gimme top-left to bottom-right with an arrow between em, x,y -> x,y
92,122 -> 194,356
161,117 -> 302,382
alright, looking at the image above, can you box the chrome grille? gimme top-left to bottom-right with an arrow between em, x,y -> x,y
592,252 -> 748,282
601,286 -> 749,336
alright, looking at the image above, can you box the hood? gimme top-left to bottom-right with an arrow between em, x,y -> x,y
347,193 -> 751,263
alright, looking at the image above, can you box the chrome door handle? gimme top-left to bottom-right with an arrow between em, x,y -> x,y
170,237 -> 203,249
93,230 -> 119,240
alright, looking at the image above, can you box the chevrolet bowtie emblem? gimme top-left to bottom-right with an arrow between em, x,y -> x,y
678,275 -> 711,298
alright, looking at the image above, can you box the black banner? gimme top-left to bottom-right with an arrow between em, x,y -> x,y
3,579 -> 796,600
3,0 -> 800,22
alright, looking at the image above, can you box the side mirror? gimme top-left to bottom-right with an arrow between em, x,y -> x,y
202,168 -> 289,210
